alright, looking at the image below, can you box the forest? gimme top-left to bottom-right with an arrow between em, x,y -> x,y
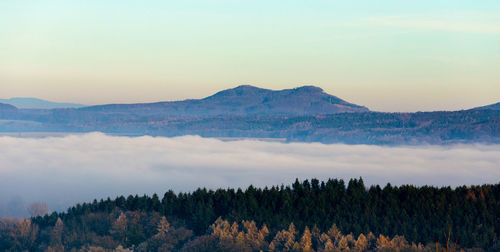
0,178 -> 499,251
2,104 -> 500,145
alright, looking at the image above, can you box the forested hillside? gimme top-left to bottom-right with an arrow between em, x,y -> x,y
1,109 -> 500,145
1,178 -> 499,251
1,85 -> 499,145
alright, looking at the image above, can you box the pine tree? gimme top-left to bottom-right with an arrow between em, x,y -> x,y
366,232 -> 376,247
376,234 -> 391,249
354,233 -> 368,251
285,233 -> 296,251
242,220 -> 259,242
235,232 -> 245,245
323,238 -> 335,252
300,226 -> 312,251
270,229 -> 296,251
210,217 -> 231,239
258,224 -> 270,244
230,221 -> 239,237
156,216 -> 170,235
50,218 -> 64,246
345,233 -> 355,248
338,236 -> 350,251
311,225 -> 322,251
391,235 -> 408,249
292,241 -> 301,251
111,212 -> 128,243
288,222 -> 297,236
328,224 -> 342,243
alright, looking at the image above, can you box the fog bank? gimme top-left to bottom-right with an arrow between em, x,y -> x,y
1,133 -> 499,217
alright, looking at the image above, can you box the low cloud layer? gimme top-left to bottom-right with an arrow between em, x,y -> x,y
1,133 -> 500,217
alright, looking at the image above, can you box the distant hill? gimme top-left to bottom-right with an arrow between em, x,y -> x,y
473,102 -> 500,111
0,98 -> 85,109
0,103 -> 18,120
81,85 -> 369,115
1,85 -> 500,145
0,103 -> 17,110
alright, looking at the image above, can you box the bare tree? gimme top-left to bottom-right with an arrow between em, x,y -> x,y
27,202 -> 49,217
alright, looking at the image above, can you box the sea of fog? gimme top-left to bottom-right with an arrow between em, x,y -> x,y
1,132 -> 500,217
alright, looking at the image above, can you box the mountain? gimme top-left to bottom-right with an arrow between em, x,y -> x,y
81,85 -> 369,115
0,103 -> 18,120
0,98 -> 85,109
0,103 -> 17,111
473,102 -> 500,111
1,85 -> 500,145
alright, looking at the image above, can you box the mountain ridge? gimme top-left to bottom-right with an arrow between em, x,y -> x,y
473,102 -> 500,111
80,85 -> 369,115
1,86 -> 499,145
0,103 -> 17,111
0,97 -> 85,109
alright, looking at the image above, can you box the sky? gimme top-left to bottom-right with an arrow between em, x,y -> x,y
1,133 -> 500,217
0,1 -> 499,112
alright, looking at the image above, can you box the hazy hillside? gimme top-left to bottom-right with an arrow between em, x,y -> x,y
0,103 -> 17,110
80,85 -> 369,115
1,86 -> 500,145
0,103 -> 17,118
0,97 -> 85,109
474,102 -> 500,111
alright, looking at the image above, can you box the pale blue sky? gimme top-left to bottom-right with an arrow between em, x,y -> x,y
1,0 -> 499,111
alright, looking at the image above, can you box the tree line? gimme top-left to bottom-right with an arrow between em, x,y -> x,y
1,178 -> 499,250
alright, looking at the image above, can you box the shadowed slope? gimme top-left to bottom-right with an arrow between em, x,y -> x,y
473,102 -> 500,111
0,103 -> 17,111
0,98 -> 85,109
